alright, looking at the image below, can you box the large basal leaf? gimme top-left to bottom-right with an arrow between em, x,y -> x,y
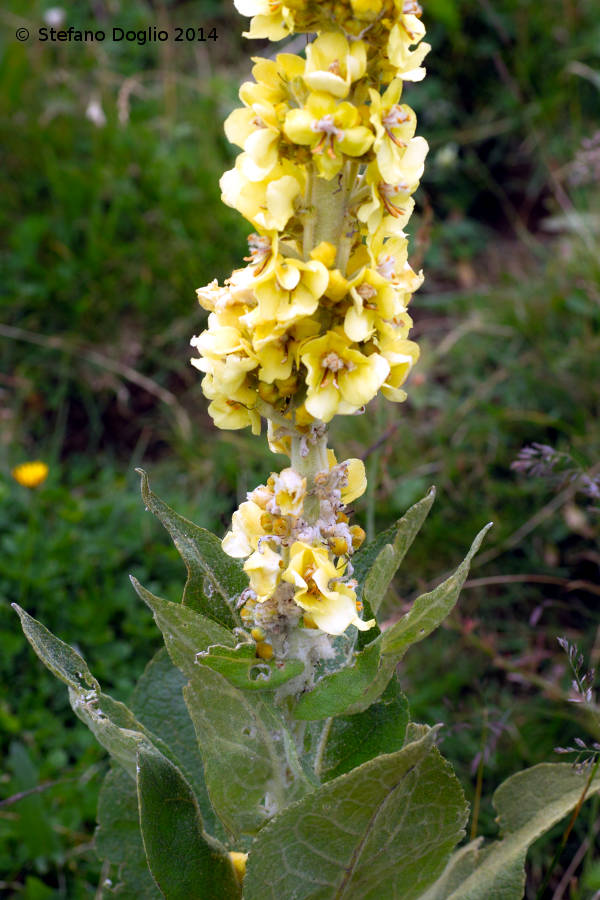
137,744 -> 240,900
184,665 -> 313,837
294,524 -> 491,721
427,763 -> 600,900
131,648 -> 225,842
196,642 -> 305,691
130,578 -> 235,680
96,766 -> 163,899
137,468 -> 245,628
244,725 -> 468,900
318,675 -> 409,782
356,487 -> 436,616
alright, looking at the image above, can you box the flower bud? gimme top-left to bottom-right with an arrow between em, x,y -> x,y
256,641 -> 274,660
350,524 -> 366,549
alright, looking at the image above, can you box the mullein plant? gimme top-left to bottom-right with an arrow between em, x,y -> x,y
14,2 -> 600,897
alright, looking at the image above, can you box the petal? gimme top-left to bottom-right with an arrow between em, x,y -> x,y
304,382 -> 340,423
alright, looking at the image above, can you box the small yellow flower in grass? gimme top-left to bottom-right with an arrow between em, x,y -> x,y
282,541 -> 374,634
12,461 -> 49,489
228,851 -> 248,885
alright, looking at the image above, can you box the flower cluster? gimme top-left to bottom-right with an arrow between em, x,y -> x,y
191,2 -> 427,433
223,451 -> 373,644
191,0 -> 429,639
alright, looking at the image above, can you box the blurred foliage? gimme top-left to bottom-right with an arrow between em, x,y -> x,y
1,0 -> 600,895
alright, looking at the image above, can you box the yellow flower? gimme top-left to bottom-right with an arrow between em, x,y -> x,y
225,101 -> 283,182
228,851 -> 248,885
303,33 -> 367,99
244,544 -> 284,601
271,467 -> 306,515
358,138 -> 428,235
376,326 -> 420,401
350,0 -> 385,18
234,0 -> 295,40
222,500 -> 266,558
11,461 -> 49,489
369,80 -> 418,184
386,11 -> 431,82
207,395 -> 261,435
282,541 -> 374,634
345,267 -> 404,342
220,160 -> 305,231
239,55 -> 304,108
284,92 -> 373,180
327,451 -> 368,504
368,230 -> 423,295
300,330 -> 389,422
253,258 -> 329,328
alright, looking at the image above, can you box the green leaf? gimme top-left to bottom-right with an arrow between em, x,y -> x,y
14,603 -> 151,776
131,648 -> 225,842
196,642 -> 305,691
137,744 -> 240,900
318,675 -> 409,781
13,605 -> 186,784
130,578 -> 235,680
294,523 -> 491,720
419,839 -> 484,900
381,522 -> 492,657
294,639 -> 383,720
433,763 -> 600,900
12,601 -> 99,694
244,725 -> 468,900
358,487 -> 436,615
96,766 -> 163,899
184,665 -> 313,837
137,468 -> 245,628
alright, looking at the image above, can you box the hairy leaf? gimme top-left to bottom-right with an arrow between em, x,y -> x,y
14,606 -> 186,783
434,763 -> 600,900
380,522 -> 492,657
131,648 -> 224,841
137,468 -> 244,627
130,578 -> 234,679
184,666 -> 313,837
96,766 -> 162,899
294,523 -> 491,721
318,675 -> 409,782
294,640 -> 383,721
244,725 -> 468,900
358,487 -> 436,615
137,744 -> 240,900
196,642 -> 304,691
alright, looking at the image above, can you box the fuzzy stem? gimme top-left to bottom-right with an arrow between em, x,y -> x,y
291,430 -> 329,524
